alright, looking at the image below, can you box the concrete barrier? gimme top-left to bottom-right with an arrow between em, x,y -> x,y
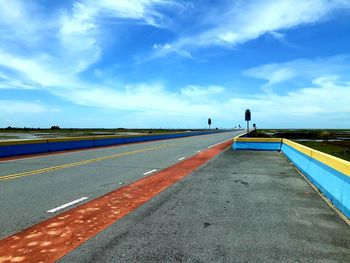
0,139 -> 50,157
48,137 -> 95,151
0,131 -> 224,158
233,137 -> 282,151
282,139 -> 350,218
232,136 -> 350,219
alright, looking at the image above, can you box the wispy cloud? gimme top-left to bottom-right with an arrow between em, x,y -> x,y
228,76 -> 350,115
0,0 -> 179,91
242,55 -> 350,90
148,42 -> 193,60
151,0 -> 350,58
0,100 -> 48,114
180,85 -> 224,99
53,83 -> 225,117
0,1 -> 349,128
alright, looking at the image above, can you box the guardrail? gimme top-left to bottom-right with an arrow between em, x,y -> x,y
232,135 -> 350,219
233,137 -> 282,151
0,131 -> 225,158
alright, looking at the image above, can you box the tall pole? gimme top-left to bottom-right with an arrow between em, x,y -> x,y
245,109 -> 251,132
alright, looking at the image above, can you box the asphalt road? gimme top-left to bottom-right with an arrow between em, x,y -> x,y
60,150 -> 350,263
0,131 -> 241,239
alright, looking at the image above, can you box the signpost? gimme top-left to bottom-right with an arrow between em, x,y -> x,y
245,109 -> 251,132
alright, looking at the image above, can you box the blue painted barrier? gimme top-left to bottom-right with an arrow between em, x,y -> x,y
282,140 -> 350,218
93,137 -> 125,147
280,143 -> 310,175
233,141 -> 281,151
0,131 -> 226,158
0,140 -> 50,157
48,138 -> 95,151
232,138 -> 282,151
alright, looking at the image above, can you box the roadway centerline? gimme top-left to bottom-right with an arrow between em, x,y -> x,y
47,197 -> 89,213
0,144 -> 171,182
143,169 -> 157,175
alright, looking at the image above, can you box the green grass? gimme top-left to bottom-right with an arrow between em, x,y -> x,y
0,128 -> 206,134
0,136 -> 19,140
298,141 -> 350,162
0,128 -> 217,140
249,129 -> 350,162
259,129 -> 350,140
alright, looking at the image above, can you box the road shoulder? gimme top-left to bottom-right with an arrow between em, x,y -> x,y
61,149 -> 350,262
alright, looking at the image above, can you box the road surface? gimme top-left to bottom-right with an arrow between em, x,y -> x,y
0,131 -> 240,238
60,150 -> 350,263
1,130 -> 350,262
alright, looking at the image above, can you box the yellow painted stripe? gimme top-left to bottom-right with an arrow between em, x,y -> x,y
232,132 -> 247,142
0,139 -> 48,146
0,131 -> 210,146
47,136 -> 95,143
282,139 -> 350,177
0,144 -> 170,181
282,139 -> 312,157
231,135 -> 350,176
235,138 -> 282,143
311,149 -> 350,177
233,132 -> 246,139
93,134 -> 138,140
93,131 -> 189,140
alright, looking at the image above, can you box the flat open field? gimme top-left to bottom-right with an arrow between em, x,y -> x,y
298,140 -> 350,161
0,128 -> 213,140
253,129 -> 350,161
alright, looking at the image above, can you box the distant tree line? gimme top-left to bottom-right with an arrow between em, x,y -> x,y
2,126 -> 61,131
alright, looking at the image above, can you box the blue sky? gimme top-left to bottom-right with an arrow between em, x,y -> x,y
0,0 -> 350,129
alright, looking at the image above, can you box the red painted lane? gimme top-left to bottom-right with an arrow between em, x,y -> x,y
0,140 -> 232,263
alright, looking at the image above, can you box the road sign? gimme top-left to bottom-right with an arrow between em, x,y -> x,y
245,109 -> 251,121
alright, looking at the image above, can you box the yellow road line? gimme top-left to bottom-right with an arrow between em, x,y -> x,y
0,145 -> 170,181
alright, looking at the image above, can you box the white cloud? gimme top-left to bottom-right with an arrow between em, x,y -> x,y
0,71 -> 37,90
1,41 -> 349,127
59,0 -> 173,36
0,50 -> 62,87
147,42 -> 193,61
55,0 -> 179,69
242,55 -> 350,87
43,72 -> 350,128
151,0 -> 350,58
0,100 -> 48,114
0,0 -> 42,40
227,76 -> 350,117
0,1 -> 349,128
181,85 -> 224,98
53,83 -> 219,117
0,0 -> 177,90
91,0 -> 170,26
